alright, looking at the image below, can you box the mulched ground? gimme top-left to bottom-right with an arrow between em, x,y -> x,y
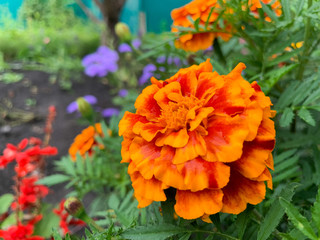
0,70 -> 115,201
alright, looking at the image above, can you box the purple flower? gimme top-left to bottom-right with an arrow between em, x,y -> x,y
67,95 -> 97,113
156,56 -> 166,64
118,43 -> 132,53
82,46 -> 119,77
156,56 -> 182,67
118,89 -> 128,97
102,108 -> 120,117
132,38 -> 141,49
139,64 -> 157,85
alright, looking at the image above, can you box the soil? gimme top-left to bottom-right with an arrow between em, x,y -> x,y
0,69 -> 115,202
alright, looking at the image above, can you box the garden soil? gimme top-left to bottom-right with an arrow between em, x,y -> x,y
0,70 -> 115,203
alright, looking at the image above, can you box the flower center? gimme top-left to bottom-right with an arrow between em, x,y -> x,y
158,95 -> 203,131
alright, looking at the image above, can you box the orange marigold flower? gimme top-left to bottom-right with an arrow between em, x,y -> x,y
248,0 -> 282,22
69,123 -> 103,160
171,0 -> 232,52
119,59 -> 276,219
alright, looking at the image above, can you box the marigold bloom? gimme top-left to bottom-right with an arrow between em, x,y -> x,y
171,0 -> 232,52
248,0 -> 282,22
68,123 -> 103,160
119,59 -> 276,219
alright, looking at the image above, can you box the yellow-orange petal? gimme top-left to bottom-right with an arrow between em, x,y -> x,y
265,152 -> 274,170
173,130 -> 207,164
243,101 -> 264,141
174,189 -> 223,219
154,82 -> 182,109
232,139 -> 274,179
253,167 -> 273,189
120,137 -> 132,163
153,146 -> 188,190
133,121 -> 166,142
221,171 -> 266,214
189,107 -> 214,131
254,118 -> 276,142
129,137 -> 161,179
176,158 -> 230,191
196,71 -> 224,104
155,128 -> 189,148
205,115 -> 249,162
135,84 -> 162,120
118,112 -> 148,137
131,172 -> 167,208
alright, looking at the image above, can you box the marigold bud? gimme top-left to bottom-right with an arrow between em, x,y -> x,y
76,97 -> 93,120
64,197 -> 86,219
115,22 -> 131,42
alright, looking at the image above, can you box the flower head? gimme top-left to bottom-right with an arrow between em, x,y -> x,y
171,0 -> 232,52
118,43 -> 132,53
82,46 -> 119,77
119,59 -> 275,219
68,123 -> 103,160
102,108 -> 120,118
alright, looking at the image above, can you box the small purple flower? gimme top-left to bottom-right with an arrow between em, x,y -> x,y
156,56 -> 182,67
118,43 -> 132,53
132,38 -> 141,49
139,64 -> 157,85
102,108 -> 120,117
82,46 -> 119,77
118,89 -> 128,97
67,95 -> 97,114
156,56 -> 166,64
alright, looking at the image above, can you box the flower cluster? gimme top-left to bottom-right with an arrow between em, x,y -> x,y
171,0 -> 232,52
0,138 -> 57,239
68,123 -> 104,160
119,59 -> 275,220
0,215 -> 43,240
82,46 -> 119,77
53,199 -> 86,235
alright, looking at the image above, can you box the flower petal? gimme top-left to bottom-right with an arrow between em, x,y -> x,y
155,128 -> 189,148
175,189 -> 223,219
173,130 -> 207,164
118,112 -> 148,137
176,158 -> 230,191
205,116 -> 249,162
135,84 -> 162,120
154,82 -> 182,109
221,171 -> 266,214
131,172 -> 167,208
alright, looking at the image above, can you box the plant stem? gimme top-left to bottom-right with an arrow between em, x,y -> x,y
213,39 -> 227,66
297,0 -> 313,81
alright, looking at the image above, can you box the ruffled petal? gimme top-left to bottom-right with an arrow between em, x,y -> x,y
131,172 -> 167,208
221,171 -> 266,214
154,82 -> 182,109
118,112 -> 148,137
133,122 -> 166,142
189,107 -> 214,131
173,130 -> 207,164
135,84 -> 162,120
129,137 -> 161,179
153,146 -> 188,190
155,128 -> 189,148
176,158 -> 230,191
196,71 -> 224,104
205,116 -> 249,162
175,189 -> 223,219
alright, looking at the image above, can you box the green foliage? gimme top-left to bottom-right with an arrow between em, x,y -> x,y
0,194 -> 14,215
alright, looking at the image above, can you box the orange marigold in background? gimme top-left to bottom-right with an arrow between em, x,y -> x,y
248,0 -> 282,22
171,0 -> 232,52
119,59 -> 276,219
69,123 -> 103,160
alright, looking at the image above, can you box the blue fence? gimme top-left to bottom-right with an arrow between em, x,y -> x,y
0,0 -> 190,33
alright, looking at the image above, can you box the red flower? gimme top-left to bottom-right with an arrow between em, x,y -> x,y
0,215 -> 43,240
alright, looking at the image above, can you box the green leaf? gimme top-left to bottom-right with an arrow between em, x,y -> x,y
296,0 -> 306,15
121,224 -> 188,240
236,208 -> 251,239
311,187 -> 320,232
33,204 -> 60,238
280,108 -> 294,127
279,197 -> 318,240
0,194 -> 14,215
257,183 -> 299,240
273,166 -> 300,183
36,174 -> 70,186
282,0 -> 292,21
297,108 -> 316,126
260,64 -> 298,94
205,7 -> 215,29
